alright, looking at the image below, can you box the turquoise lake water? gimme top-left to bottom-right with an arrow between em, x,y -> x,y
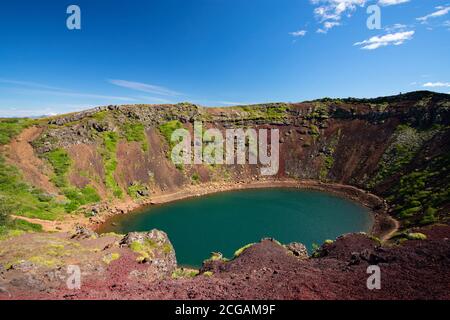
99,188 -> 372,267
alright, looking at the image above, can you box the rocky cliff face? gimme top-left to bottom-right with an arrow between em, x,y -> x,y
1,90 -> 449,300
4,90 -> 446,229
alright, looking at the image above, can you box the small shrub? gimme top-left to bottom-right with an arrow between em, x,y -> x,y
172,268 -> 199,279
406,232 -> 427,240
102,252 -> 120,264
191,172 -> 200,184
234,243 -> 255,257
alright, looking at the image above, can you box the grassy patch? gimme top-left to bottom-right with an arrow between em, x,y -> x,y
158,120 -> 183,151
102,252 -> 120,264
234,243 -> 255,257
172,268 -> 199,279
43,148 -> 101,212
406,232 -> 427,240
130,239 -> 157,261
9,218 -> 43,232
127,181 -> 148,199
43,148 -> 71,188
305,103 -> 329,120
63,186 -> 101,212
386,149 -> 450,226
0,118 -> 34,145
309,124 -> 320,136
0,155 -> 64,222
238,104 -> 289,121
122,122 -> 148,152
100,132 -> 123,198
368,125 -> 439,188
191,172 -> 200,184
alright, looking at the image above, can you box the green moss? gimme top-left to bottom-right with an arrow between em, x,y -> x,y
368,125 -> 439,188
202,271 -> 213,277
172,268 -> 199,279
234,243 -> 255,257
309,124 -> 320,136
90,110 -> 108,121
305,103 -> 329,120
122,122 -> 148,152
319,155 -> 334,180
238,104 -> 289,121
100,131 -> 123,198
102,252 -> 120,264
129,239 -> 160,261
158,120 -> 183,152
420,207 -> 438,225
42,148 -> 101,212
127,181 -> 147,199
191,172 -> 200,184
162,243 -> 173,254
28,256 -> 59,268
205,252 -> 229,262
387,150 -> 450,224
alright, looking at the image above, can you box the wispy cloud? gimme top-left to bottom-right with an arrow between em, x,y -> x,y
0,104 -> 89,118
16,88 -> 136,101
136,96 -> 173,104
108,79 -> 181,96
317,21 -> 341,33
384,23 -> 408,32
289,30 -> 307,37
354,30 -> 414,50
0,78 -> 64,91
0,78 -> 136,102
379,0 -> 410,6
417,6 -> 450,23
423,82 -> 450,88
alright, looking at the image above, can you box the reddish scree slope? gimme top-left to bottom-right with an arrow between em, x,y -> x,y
5,225 -> 449,300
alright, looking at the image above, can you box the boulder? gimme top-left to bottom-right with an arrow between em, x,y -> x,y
120,230 -> 177,277
71,226 -> 98,239
286,242 -> 309,259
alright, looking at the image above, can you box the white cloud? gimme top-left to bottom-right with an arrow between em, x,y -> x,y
108,79 -> 181,96
310,0 -> 367,32
417,6 -> 450,23
423,82 -> 450,88
317,21 -> 341,33
379,0 -> 409,6
354,30 -> 415,49
289,30 -> 307,37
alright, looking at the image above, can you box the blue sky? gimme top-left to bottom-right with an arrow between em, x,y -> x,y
0,0 -> 449,117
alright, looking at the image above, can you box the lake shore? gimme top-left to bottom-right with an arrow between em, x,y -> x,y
91,178 -> 398,241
